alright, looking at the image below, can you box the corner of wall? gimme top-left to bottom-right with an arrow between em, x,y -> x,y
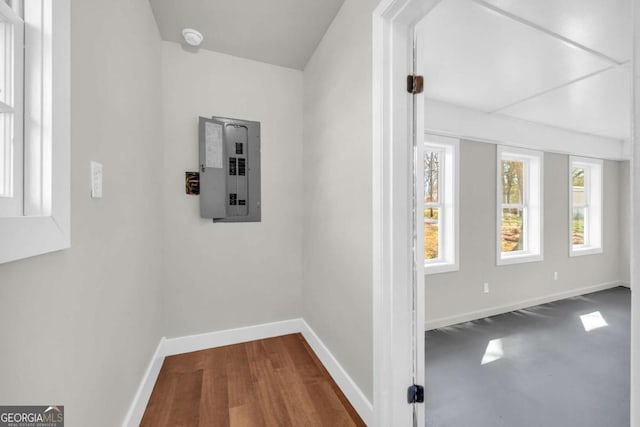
301,0 -> 376,403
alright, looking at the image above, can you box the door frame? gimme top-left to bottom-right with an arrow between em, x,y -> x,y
631,1 -> 640,425
372,1 -> 439,425
373,0 -> 640,425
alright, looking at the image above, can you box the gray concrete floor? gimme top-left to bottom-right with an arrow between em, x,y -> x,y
425,287 -> 631,427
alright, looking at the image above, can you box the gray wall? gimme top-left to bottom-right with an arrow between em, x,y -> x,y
426,140 -> 628,323
157,0 -> 379,403
620,160 -> 631,284
302,0 -> 378,401
0,0 -> 164,425
160,42 -> 304,337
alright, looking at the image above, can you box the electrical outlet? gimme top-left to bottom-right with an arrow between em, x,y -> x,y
554,272 -> 558,281
483,282 -> 489,293
90,161 -> 103,198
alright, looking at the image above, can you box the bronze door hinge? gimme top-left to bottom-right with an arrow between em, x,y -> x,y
407,75 -> 424,94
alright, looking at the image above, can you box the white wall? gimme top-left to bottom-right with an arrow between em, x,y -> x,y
302,0 -> 379,402
160,42 -> 304,338
0,0 -> 164,425
426,140 -> 627,326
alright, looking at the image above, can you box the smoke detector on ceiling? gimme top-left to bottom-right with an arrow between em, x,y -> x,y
182,28 -> 203,47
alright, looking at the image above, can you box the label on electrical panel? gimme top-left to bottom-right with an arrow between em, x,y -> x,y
205,122 -> 223,169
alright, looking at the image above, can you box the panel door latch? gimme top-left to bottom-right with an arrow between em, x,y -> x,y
407,75 -> 424,94
407,384 -> 424,403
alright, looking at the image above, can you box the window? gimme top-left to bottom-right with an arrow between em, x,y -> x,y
0,0 -> 23,217
570,156 -> 603,256
496,146 -> 543,265
423,136 -> 458,274
0,0 -> 69,264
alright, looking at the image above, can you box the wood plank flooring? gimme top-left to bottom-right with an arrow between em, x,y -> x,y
140,333 -> 365,427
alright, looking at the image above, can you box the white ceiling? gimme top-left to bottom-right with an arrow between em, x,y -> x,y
148,0 -> 345,70
419,0 -> 632,140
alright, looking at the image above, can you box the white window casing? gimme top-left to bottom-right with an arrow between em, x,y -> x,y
0,0 -> 23,216
569,156 -> 603,257
423,135 -> 459,274
0,0 -> 69,264
496,145 -> 544,265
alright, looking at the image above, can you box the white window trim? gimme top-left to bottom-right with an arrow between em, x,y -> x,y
569,156 -> 603,257
496,145 -> 544,266
0,0 -> 69,265
423,134 -> 459,274
0,1 -> 24,216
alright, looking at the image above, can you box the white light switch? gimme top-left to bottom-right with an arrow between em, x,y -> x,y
90,161 -> 103,198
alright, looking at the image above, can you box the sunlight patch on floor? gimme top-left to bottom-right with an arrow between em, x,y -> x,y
481,338 -> 504,365
580,311 -> 608,332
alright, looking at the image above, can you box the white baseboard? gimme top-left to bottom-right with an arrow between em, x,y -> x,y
122,319 -> 372,426
425,281 -> 624,331
300,320 -> 373,425
161,319 -> 303,356
621,281 -> 631,289
121,337 -> 166,427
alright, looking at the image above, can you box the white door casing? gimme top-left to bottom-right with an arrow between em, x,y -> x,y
372,1 -> 440,425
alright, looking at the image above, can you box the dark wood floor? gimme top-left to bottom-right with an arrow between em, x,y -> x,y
140,333 -> 365,426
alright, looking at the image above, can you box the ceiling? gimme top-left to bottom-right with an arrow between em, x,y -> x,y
148,0 -> 345,70
419,0 -> 632,140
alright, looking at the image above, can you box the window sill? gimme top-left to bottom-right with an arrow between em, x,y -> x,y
424,261 -> 459,275
497,252 -> 543,266
0,0 -> 70,265
0,215 -> 70,264
570,246 -> 603,257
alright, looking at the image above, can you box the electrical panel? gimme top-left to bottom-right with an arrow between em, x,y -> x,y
198,116 -> 261,222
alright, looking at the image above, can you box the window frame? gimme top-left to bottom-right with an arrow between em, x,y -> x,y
423,135 -> 459,275
496,145 -> 544,266
569,156 -> 603,257
0,0 -> 23,216
0,0 -> 69,265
